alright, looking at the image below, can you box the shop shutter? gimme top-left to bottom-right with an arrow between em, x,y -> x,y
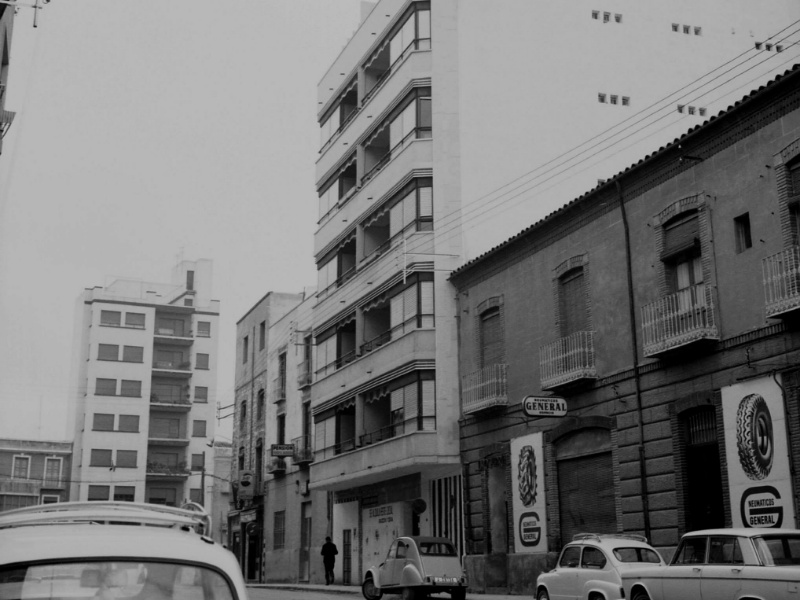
557,452 -> 616,542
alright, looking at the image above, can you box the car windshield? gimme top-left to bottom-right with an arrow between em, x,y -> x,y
754,534 -> 800,566
613,547 -> 662,563
0,561 -> 236,600
418,542 -> 456,556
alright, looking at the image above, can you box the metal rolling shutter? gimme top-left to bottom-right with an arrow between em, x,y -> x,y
557,452 -> 616,542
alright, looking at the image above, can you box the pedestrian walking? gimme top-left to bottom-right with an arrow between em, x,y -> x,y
321,536 -> 338,585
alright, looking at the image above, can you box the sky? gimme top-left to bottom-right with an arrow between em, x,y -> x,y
0,1 -> 368,442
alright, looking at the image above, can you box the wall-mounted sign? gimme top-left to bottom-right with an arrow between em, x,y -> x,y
271,444 -> 295,457
238,471 -> 253,500
522,396 -> 567,417
510,432 -> 548,553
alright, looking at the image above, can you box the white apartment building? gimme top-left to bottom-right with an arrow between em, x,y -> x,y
69,260 -> 219,509
312,0 -> 800,585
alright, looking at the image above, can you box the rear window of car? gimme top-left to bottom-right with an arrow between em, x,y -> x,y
418,542 -> 457,556
0,560 -> 236,600
613,547 -> 662,563
755,534 -> 800,566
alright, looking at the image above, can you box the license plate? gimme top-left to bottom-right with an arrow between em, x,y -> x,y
433,577 -> 459,583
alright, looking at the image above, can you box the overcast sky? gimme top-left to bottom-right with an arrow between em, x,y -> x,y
0,1 -> 367,442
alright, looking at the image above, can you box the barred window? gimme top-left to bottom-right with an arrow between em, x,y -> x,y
274,511 -> 286,549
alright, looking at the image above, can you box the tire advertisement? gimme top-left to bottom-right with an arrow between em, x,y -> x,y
510,432 -> 548,553
721,376 -> 795,528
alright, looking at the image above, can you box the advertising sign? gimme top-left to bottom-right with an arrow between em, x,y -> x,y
271,444 -> 295,457
510,432 -> 548,552
522,396 -> 567,418
721,376 -> 794,528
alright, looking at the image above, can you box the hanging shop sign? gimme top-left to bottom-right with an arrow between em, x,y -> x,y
271,444 -> 295,457
522,396 -> 567,418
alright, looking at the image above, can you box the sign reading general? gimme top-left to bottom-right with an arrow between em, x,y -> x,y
271,444 -> 295,457
522,396 -> 567,418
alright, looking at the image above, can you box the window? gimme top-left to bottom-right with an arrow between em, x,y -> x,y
591,10 -> 598,19
12,455 -> 30,479
672,23 -> 679,32
151,382 -> 183,404
677,104 -> 685,113
610,95 -> 618,105
708,537 -> 743,564
88,485 -> 110,501
195,386 -> 208,403
622,96 -> 630,106
196,353 -> 209,370
116,450 -> 137,468
100,310 -> 121,326
90,449 -> 113,467
95,378 -> 117,396
694,26 -> 702,35
150,417 -> 181,439
120,380 -> 141,398
560,546 -> 581,568
734,213 -> 752,253
274,511 -> 286,549
603,12 -> 610,22
581,547 -> 608,569
242,336 -> 249,363
44,457 -> 62,486
277,414 -> 286,445
699,107 -> 707,117
98,344 -> 118,361
189,488 -> 203,504
41,495 -> 60,504
559,267 -> 588,336
125,312 -> 145,328
114,486 -> 135,502
240,401 -> 247,432
614,13 -> 622,23
192,420 -> 207,438
683,25 -> 690,34
186,270 -> 195,291
122,345 -> 144,363
191,453 -> 204,471
118,414 -> 139,432
257,389 -> 265,420
790,162 -> 800,198
688,106 -> 696,115
674,536 -> 708,564
278,352 -> 287,400
238,447 -> 245,471
92,413 -> 114,431
259,321 -> 266,350
148,487 -> 177,506
197,321 -> 211,337
598,93 -> 606,103
480,307 -> 504,368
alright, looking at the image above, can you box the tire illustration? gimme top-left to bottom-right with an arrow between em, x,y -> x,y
518,445 -> 538,507
736,393 -> 774,480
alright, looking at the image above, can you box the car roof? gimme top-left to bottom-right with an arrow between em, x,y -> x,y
396,536 -> 457,545
681,528 -> 800,538
566,533 -> 654,549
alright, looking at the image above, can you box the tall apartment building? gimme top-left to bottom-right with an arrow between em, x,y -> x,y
312,0 -> 800,586
0,1 -> 16,155
69,260 -> 219,509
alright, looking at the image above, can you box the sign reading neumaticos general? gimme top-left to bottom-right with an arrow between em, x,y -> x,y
522,396 -> 567,417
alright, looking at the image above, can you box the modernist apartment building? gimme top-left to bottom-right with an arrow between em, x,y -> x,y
0,439 -> 72,511
311,0 -> 799,587
0,1 -> 16,155
69,260 -> 219,509
450,65 -> 800,594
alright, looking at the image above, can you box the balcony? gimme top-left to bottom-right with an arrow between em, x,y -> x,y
763,246 -> 800,318
147,434 -> 190,447
0,478 -> 41,496
154,329 -> 194,346
297,362 -> 313,389
267,457 -> 286,474
641,284 -> 719,357
292,435 -> 314,465
360,331 -> 392,356
461,364 -> 508,415
540,331 -> 597,391
145,461 -> 190,478
151,360 -> 192,378
150,393 -> 192,411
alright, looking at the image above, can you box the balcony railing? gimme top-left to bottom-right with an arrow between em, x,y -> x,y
297,362 -> 313,388
145,461 -> 190,476
267,457 -> 286,473
360,331 -> 392,355
335,350 -> 357,369
150,393 -> 191,406
461,364 -> 508,415
359,424 -> 399,446
763,245 -> 800,318
540,331 -> 597,390
152,361 -> 191,371
641,284 -> 719,357
292,435 -> 314,464
155,328 -> 192,338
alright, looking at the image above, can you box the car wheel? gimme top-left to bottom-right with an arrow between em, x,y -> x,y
451,588 -> 466,600
631,589 -> 650,600
401,587 -> 416,600
736,393 -> 774,480
362,577 -> 382,600
536,588 -> 550,600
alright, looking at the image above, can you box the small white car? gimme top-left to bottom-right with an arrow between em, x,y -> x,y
361,536 -> 467,600
535,533 -> 664,600
622,528 -> 800,600
0,501 -> 247,600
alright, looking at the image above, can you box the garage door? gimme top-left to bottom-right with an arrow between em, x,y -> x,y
557,452 -> 616,542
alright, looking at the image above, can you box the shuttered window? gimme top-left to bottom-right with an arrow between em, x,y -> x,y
559,268 -> 587,336
421,380 -> 436,430
98,344 -> 118,361
480,308 -> 504,367
662,212 -> 699,258
557,452 -> 616,542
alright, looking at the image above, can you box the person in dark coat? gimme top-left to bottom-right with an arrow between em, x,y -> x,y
321,536 -> 338,585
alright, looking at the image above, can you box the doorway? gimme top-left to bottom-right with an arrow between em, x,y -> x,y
299,502 -> 311,582
683,407 -> 724,530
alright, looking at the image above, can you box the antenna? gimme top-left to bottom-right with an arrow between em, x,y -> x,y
0,0 -> 52,28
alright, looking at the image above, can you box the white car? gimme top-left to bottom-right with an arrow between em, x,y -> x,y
535,533 -> 664,600
622,528 -> 800,600
0,501 -> 247,600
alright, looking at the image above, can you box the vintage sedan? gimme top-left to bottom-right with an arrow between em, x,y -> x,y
623,528 -> 800,600
361,536 -> 467,600
535,533 -> 664,600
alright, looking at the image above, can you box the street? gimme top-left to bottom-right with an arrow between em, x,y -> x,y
249,586 -> 355,600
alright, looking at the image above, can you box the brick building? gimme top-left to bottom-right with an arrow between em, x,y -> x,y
450,65 -> 800,594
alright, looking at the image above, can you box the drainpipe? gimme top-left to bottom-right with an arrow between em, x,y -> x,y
616,180 -> 652,540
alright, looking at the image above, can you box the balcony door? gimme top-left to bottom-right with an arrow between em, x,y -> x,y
559,267 -> 588,337
480,307 -> 503,368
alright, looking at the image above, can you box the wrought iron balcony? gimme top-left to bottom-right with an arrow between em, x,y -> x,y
641,284 -> 719,357
292,435 -> 314,465
150,393 -> 191,407
297,362 -> 313,388
145,461 -> 190,477
540,331 -> 597,390
763,245 -> 800,318
461,364 -> 508,415
267,457 -> 287,473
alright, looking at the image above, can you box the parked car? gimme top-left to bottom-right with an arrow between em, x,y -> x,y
0,501 -> 247,600
622,528 -> 800,600
535,533 -> 664,600
361,536 -> 467,600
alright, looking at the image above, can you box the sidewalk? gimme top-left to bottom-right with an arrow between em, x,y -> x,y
248,583 -> 525,599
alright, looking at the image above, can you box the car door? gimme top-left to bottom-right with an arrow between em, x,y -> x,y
381,540 -> 399,588
549,546 -> 581,600
700,536 -> 743,600
662,535 -> 706,599
390,541 -> 409,586
579,546 -> 615,596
